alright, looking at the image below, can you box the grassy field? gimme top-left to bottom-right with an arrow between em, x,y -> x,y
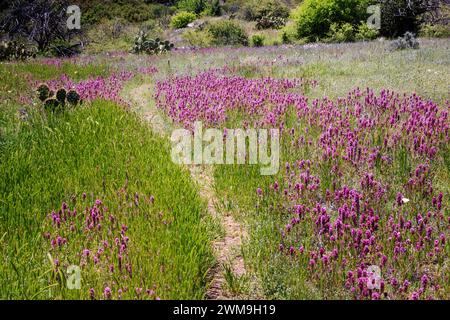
0,38 -> 449,300
0,61 -> 215,299
154,38 -> 450,299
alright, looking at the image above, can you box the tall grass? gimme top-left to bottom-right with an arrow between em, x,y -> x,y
0,101 -> 214,299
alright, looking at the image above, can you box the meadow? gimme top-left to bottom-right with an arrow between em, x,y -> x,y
0,38 -> 449,300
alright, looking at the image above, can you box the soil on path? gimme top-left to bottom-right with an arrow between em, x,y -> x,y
127,84 -> 255,299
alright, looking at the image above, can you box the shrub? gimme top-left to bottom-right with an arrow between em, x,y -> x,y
379,0 -> 436,37
281,22 -> 298,44
391,32 -> 420,51
122,2 -> 153,23
251,34 -> 265,47
178,0 -> 207,14
0,41 -> 36,61
241,0 -> 289,21
256,15 -> 288,30
420,24 -> 450,38
82,2 -> 175,25
250,0 -> 289,29
207,20 -> 249,46
292,0 -> 372,41
355,23 -> 379,41
170,11 -> 197,29
182,29 -> 213,47
210,0 -> 222,16
327,23 -> 355,42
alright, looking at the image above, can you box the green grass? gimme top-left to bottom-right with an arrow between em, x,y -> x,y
0,38 -> 449,300
9,61 -> 112,82
0,100 -> 214,299
209,39 -> 450,299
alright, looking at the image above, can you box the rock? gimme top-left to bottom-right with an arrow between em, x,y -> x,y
187,20 -> 206,30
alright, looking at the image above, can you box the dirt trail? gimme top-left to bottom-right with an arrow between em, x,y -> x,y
127,84 -> 250,299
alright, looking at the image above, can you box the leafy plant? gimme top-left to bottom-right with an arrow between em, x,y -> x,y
355,23 -> 379,41
249,0 -> 290,29
280,31 -> 291,44
292,0 -> 372,41
182,29 -> 213,47
207,20 -> 249,46
241,0 -> 289,23
251,34 -> 265,47
178,0 -> 207,14
420,23 -> 450,38
170,11 -> 197,29
256,14 -> 287,30
210,0 -> 222,16
327,23 -> 355,43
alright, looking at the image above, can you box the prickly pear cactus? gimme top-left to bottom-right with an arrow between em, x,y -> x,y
37,84 -> 51,102
44,98 -> 61,112
56,88 -> 67,104
0,41 -> 36,61
67,90 -> 81,106
132,31 -> 174,55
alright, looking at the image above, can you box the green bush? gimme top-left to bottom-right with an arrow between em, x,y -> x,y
256,15 -> 288,30
170,11 -> 197,29
210,0 -> 222,16
207,20 -> 249,46
82,2 -> 175,25
241,0 -> 289,21
240,0 -> 289,29
419,24 -> 450,38
355,23 -> 379,41
327,23 -> 355,42
293,0 -> 372,41
177,0 -> 207,14
182,29 -> 213,47
251,34 -> 265,47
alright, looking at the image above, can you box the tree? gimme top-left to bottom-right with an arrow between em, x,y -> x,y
378,0 -> 446,37
0,0 -> 78,51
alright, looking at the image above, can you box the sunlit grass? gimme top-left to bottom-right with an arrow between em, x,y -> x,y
0,100 -> 215,299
